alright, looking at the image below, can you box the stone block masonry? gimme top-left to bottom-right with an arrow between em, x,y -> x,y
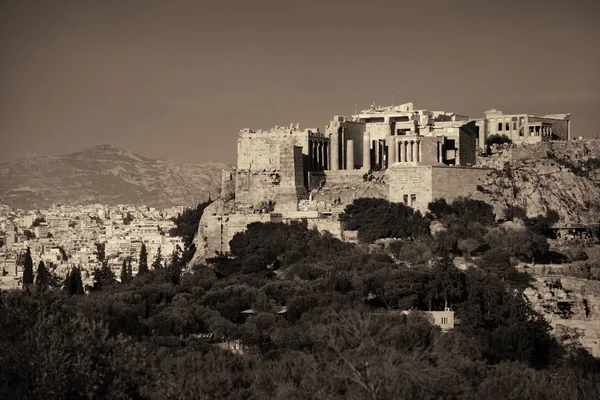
388,165 -> 491,213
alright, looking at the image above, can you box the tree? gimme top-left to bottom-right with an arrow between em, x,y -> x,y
120,258 -> 131,284
123,212 -> 134,225
34,261 -> 51,291
65,266 -> 84,296
22,248 -> 34,288
167,246 -> 183,285
485,134 -> 512,153
169,200 -> 211,265
94,243 -> 106,262
92,261 -> 116,290
152,247 -> 163,270
340,198 -> 430,243
58,246 -> 69,261
138,243 -> 149,274
31,217 -> 45,227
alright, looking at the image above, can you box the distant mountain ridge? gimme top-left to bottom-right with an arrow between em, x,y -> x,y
0,145 -> 229,209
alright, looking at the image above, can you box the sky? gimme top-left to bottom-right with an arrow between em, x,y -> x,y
0,0 -> 599,165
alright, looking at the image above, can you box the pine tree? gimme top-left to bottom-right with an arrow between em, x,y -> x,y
66,266 -> 84,296
167,246 -> 182,285
22,247 -> 34,288
120,258 -> 130,284
138,243 -> 149,274
34,260 -> 51,291
126,258 -> 133,279
152,246 -> 163,270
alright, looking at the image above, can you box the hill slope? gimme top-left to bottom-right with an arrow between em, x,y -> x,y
0,145 -> 228,209
473,141 -> 600,225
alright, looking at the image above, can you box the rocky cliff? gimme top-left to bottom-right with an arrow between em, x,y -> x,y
0,145 -> 229,209
473,141 -> 600,225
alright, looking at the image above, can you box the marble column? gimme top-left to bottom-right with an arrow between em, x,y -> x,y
362,132 -> 371,170
388,137 -> 396,165
308,140 -> 313,170
374,140 -> 379,169
330,132 -> 339,171
346,140 -> 354,170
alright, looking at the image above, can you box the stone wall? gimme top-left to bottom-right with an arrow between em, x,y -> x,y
341,121 -> 366,169
235,134 -> 306,208
388,166 -> 433,212
204,212 -> 283,255
220,169 -> 236,201
366,122 -> 392,142
388,165 -> 491,213
459,122 -> 478,166
431,166 -> 490,205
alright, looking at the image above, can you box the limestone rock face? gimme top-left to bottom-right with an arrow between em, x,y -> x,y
190,199 -> 234,266
473,141 -> 600,225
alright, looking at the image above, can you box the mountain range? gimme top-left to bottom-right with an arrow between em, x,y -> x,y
0,145 -> 228,209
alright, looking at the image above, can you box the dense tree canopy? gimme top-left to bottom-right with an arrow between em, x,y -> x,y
340,198 -> 430,243
1,201 -> 599,399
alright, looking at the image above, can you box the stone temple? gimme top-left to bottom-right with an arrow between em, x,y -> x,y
194,102 -> 570,259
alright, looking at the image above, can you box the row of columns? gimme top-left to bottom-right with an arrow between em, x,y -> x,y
330,128 -> 356,171
529,125 -> 552,137
308,139 -> 328,171
396,140 -> 422,163
366,138 -> 425,169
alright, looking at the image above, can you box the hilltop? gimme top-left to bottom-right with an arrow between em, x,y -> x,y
0,145 -> 228,209
473,140 -> 600,225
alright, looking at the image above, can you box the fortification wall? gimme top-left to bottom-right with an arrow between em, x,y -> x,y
237,135 -> 285,170
220,169 -> 236,201
203,213 -> 283,255
388,166 -> 433,212
235,133 -> 306,208
431,166 -> 490,204
388,166 -> 491,212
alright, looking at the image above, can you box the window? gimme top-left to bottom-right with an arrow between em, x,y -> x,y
410,194 -> 416,206
403,195 -> 408,205
441,317 -> 448,325
513,121 -> 517,130
506,122 -> 510,131
498,123 -> 503,131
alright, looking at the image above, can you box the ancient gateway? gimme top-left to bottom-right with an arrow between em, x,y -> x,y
195,102 -> 570,259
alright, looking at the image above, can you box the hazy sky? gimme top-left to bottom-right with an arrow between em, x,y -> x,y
1,0 -> 599,165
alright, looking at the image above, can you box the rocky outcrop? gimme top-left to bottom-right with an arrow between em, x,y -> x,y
473,141 -> 600,225
190,199 -> 235,266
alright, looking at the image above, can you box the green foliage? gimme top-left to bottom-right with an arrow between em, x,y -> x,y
152,247 -> 163,270
34,261 -> 52,291
92,261 -> 116,291
65,266 -> 84,296
138,243 -> 149,274
2,209 -> 599,399
94,242 -> 106,262
485,134 -> 512,152
340,198 -> 430,243
22,247 -> 34,287
169,200 -> 211,265
120,258 -> 132,284
31,216 -> 46,227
